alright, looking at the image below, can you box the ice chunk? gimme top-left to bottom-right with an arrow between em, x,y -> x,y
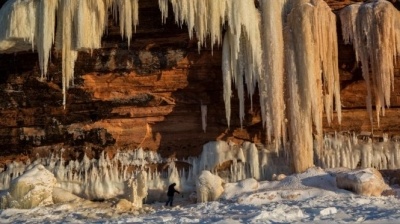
0,164 -> 57,209
196,170 -> 224,203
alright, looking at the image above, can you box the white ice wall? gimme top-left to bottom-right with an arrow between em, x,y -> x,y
0,136 -> 399,203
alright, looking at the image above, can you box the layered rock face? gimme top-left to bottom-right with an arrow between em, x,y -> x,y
0,0 -> 399,167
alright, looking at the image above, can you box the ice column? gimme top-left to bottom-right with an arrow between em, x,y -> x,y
259,0 -> 287,151
284,0 -> 341,172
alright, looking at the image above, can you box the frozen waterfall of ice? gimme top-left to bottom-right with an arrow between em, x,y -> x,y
0,0 -> 140,107
158,0 -> 342,167
159,0 -> 263,129
284,0 -> 342,172
339,0 -> 400,127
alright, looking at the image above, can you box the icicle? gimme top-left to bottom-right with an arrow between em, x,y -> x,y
201,103 -> 207,133
235,51 -> 245,129
0,0 -> 36,53
55,0 -> 78,108
259,0 -> 286,152
75,0 -> 108,51
158,0 -> 169,24
36,0 -> 58,79
222,31 -> 232,128
1,0 -> 141,108
339,0 -> 400,127
116,0 -> 139,47
0,0 -> 58,79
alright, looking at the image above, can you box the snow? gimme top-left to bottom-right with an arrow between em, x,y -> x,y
2,167 -> 400,223
0,0 -> 400,222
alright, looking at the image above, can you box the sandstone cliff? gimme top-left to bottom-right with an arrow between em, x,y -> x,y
0,0 -> 399,167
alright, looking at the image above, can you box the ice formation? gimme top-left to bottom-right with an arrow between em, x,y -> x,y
125,170 -> 148,207
196,170 -> 224,203
259,0 -> 286,150
158,0 -> 341,171
0,0 -> 37,53
0,164 -> 57,209
0,0 -> 139,106
159,0 -> 262,128
0,135 -> 400,206
319,132 -> 400,170
339,0 -> 400,127
284,0 -> 341,172
0,0 -> 399,205
201,104 -> 207,133
0,141 -> 290,204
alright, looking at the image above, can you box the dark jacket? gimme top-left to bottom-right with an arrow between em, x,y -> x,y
167,183 -> 180,196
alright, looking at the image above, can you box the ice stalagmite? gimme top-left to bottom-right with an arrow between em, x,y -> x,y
284,0 -> 341,172
339,0 -> 400,127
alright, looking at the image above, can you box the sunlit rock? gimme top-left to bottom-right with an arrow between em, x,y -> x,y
336,168 -> 388,196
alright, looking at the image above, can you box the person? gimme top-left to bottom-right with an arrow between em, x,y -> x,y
165,183 -> 180,206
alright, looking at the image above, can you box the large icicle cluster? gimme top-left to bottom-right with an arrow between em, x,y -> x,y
158,0 -> 263,128
339,0 -> 400,127
284,0 -> 341,172
0,0 -> 139,106
158,0 -> 342,173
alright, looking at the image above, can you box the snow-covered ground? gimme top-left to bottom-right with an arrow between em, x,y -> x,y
1,167 -> 400,223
